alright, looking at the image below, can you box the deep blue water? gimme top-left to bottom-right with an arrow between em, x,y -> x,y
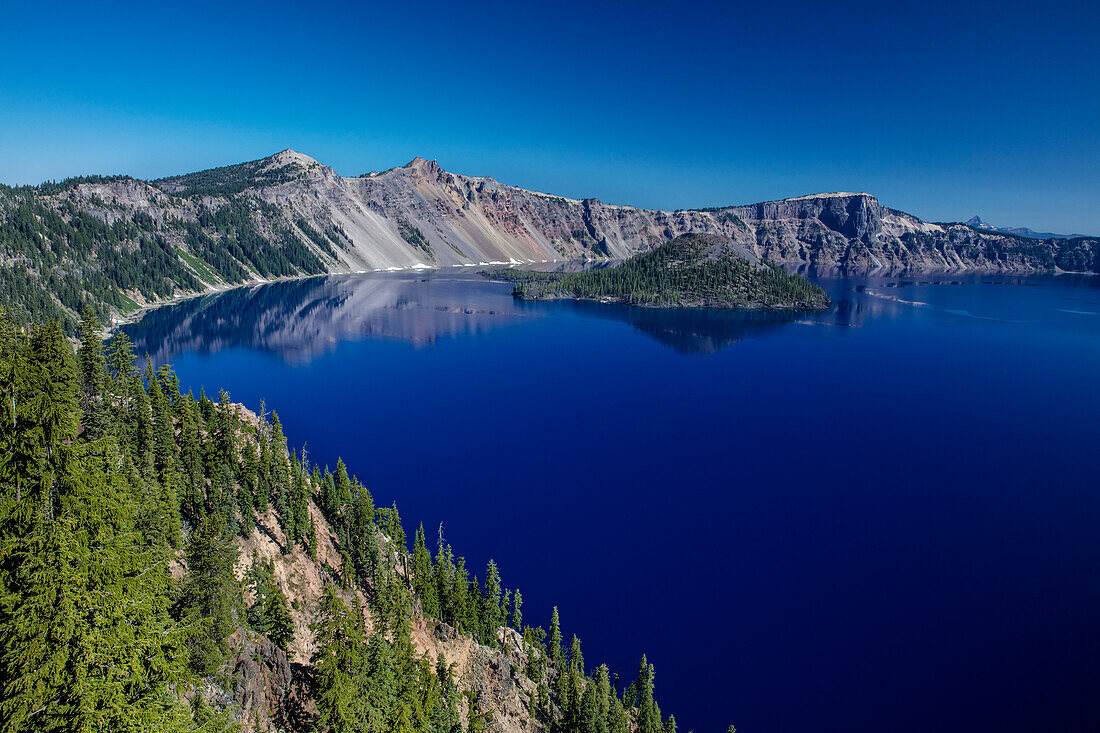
124,271 -> 1100,733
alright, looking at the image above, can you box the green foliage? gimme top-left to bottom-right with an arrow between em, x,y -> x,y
179,513 -> 240,674
153,157 -> 303,198
0,314 -> 212,732
397,217 -> 435,260
0,308 -> 683,732
36,174 -> 134,196
500,234 -> 830,310
246,556 -> 294,652
413,523 -> 440,618
0,174 -> 331,335
295,218 -> 339,258
311,583 -> 461,733
195,197 -> 324,279
0,185 -> 201,333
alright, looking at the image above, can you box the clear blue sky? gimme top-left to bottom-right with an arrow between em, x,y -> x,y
2,0 -> 1098,232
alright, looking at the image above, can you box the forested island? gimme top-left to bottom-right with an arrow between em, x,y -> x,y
2,150 -> 1093,339
495,234 -> 829,311
0,308 -> 698,733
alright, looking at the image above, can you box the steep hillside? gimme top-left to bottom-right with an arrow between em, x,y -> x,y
3,149 -> 1097,332
0,312 -> 683,733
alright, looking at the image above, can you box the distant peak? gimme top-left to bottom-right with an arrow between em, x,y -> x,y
966,215 -> 984,226
270,149 -> 319,167
403,156 -> 440,172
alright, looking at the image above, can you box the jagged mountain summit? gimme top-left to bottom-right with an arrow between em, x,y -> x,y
2,149 -> 1098,329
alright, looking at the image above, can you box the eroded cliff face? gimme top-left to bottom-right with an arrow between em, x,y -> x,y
196,404 -> 543,733
54,150 -> 1100,292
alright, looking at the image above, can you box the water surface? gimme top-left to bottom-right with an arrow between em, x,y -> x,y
125,271 -> 1100,733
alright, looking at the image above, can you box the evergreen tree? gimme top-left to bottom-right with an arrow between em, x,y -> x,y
334,456 -> 352,509
378,501 -> 406,552
593,664 -> 612,733
464,690 -> 493,733
320,465 -> 337,517
311,585 -> 369,733
634,655 -> 661,733
549,606 -> 564,669
481,560 -> 503,644
179,513 -> 240,673
433,654 -> 463,733
512,589 -> 523,631
146,360 -> 176,482
269,412 -> 289,528
247,557 -> 295,652
30,320 -> 80,517
76,306 -> 108,439
453,557 -> 473,635
412,523 -> 439,618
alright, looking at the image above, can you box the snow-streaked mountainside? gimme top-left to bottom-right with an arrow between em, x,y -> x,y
4,149 -> 1098,329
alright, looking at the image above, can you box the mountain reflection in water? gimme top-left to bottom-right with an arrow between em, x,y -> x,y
125,271 -> 820,363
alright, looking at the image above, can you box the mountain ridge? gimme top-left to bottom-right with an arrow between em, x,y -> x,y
964,215 -> 1088,240
2,150 -> 1097,332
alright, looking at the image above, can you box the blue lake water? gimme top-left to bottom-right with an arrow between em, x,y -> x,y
123,271 -> 1100,733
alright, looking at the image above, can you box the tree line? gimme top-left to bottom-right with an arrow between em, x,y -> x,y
503,233 -> 829,310
0,308 -> 694,733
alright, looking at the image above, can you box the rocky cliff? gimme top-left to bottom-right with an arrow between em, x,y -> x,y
194,403 -> 548,733
3,149 -> 1097,328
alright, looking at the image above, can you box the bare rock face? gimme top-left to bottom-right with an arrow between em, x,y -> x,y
234,158 -> 1095,274
414,621 -> 542,733
227,630 -> 317,732
23,150 -> 1098,324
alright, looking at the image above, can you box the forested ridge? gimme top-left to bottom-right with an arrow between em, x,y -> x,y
0,170 -> 329,336
4,151 -> 1096,341
501,234 -> 829,310
0,308 -> 701,733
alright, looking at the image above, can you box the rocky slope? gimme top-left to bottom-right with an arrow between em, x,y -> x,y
3,149 -> 1097,329
205,403 -> 547,733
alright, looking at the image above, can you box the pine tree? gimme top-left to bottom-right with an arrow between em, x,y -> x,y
256,424 -> 271,514
635,655 -> 661,733
348,481 -> 377,584
549,606 -> 564,669
0,397 -> 195,732
434,529 -> 457,625
247,558 -> 295,652
312,585 -> 369,733
481,560 -> 503,644
146,360 -> 176,482
31,320 -> 80,516
512,589 -> 523,631
180,512 -> 240,673
269,412 -> 290,528
453,557 -> 473,635
334,456 -> 352,508
433,653 -> 462,733
321,465 -> 337,517
464,690 -> 493,733
379,501 -> 406,552
412,523 -> 439,617
76,306 -> 108,439
593,664 -> 612,733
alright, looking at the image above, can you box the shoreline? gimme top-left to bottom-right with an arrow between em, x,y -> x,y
105,260 -> 1096,337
